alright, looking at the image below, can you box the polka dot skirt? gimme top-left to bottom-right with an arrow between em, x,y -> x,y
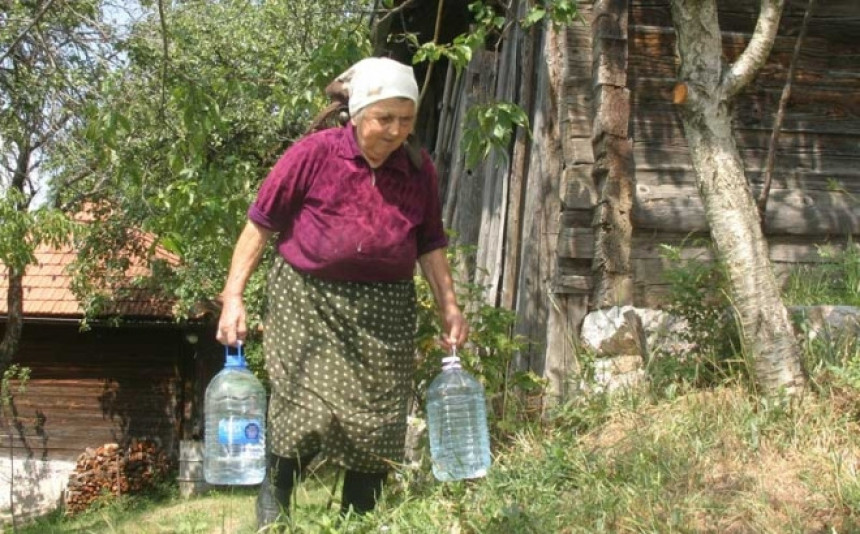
263,256 -> 417,473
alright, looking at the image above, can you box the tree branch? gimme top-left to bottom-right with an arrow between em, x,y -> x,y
722,0 -> 785,99
370,0 -> 419,54
418,0 -> 446,107
157,0 -> 170,117
758,0 -> 816,221
0,0 -> 58,66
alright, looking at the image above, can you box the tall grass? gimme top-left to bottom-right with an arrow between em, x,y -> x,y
19,379 -> 860,533
10,244 -> 860,533
784,241 -> 860,307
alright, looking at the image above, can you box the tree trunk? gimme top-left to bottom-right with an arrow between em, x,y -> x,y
1,143 -> 32,376
0,269 -> 24,374
670,0 -> 806,394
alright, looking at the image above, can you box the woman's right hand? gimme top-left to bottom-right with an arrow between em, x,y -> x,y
216,294 -> 247,346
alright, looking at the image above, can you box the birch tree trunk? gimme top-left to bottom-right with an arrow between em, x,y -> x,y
669,0 -> 806,394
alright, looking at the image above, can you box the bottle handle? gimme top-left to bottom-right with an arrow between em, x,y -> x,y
225,341 -> 244,358
224,341 -> 245,367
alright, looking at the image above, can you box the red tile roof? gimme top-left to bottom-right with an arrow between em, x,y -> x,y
0,239 -> 179,319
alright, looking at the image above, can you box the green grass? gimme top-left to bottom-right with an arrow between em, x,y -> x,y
10,245 -> 860,533
784,242 -> 860,307
11,376 -> 860,533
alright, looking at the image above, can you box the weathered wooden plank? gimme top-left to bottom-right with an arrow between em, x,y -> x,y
558,227 -> 596,259
593,0 -> 628,39
633,185 -> 860,235
2,322 -> 193,462
475,11 -> 526,306
632,145 -> 860,175
562,163 -> 597,210
543,293 -> 589,404
629,56 -> 860,92
563,89 -> 594,137
629,232 -> 851,262
3,433 -> 175,459
443,51 -> 497,256
7,382 -> 178,393
514,27 -> 566,376
592,0 -> 636,312
551,273 -> 595,293
501,2 -> 538,311
632,122 -> 860,156
631,77 -> 860,109
594,136 -> 633,184
628,27 -> 860,90
559,224 -> 859,262
561,208 -> 595,229
567,138 -> 596,165
5,401 -> 176,415
593,36 -> 628,87
630,2 -> 860,43
633,116 -> 860,147
634,169 -> 860,194
593,86 -> 630,138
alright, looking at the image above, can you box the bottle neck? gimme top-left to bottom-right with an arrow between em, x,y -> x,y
441,356 -> 461,372
225,355 -> 247,368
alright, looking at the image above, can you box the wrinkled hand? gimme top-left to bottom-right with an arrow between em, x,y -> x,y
216,295 -> 247,347
439,304 -> 468,352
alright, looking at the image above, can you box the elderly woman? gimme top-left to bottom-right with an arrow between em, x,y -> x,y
215,58 -> 467,527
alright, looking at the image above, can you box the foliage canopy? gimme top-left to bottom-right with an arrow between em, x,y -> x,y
53,0 -> 373,324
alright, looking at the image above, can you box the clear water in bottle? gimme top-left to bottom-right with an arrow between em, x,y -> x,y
426,351 -> 491,481
204,344 -> 267,485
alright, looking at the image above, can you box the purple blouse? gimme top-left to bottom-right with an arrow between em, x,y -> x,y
248,125 -> 447,282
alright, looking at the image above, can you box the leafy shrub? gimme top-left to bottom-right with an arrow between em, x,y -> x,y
652,242 -> 746,391
413,244 -> 540,434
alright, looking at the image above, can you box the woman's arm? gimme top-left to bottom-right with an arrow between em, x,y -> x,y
418,248 -> 468,349
216,220 -> 273,346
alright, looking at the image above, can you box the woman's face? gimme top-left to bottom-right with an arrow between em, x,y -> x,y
352,98 -> 416,168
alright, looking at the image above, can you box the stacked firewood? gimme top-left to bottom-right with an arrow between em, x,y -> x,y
65,439 -> 172,515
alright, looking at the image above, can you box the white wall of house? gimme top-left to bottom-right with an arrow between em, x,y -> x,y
0,457 -> 75,524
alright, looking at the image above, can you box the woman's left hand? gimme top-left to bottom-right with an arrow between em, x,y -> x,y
440,304 -> 468,351
417,248 -> 469,352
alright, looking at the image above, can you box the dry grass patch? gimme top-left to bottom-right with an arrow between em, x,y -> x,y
568,385 -> 860,533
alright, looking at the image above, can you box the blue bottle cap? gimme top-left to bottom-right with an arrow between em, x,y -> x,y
224,343 -> 247,368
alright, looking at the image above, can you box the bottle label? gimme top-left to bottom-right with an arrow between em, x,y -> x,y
217,417 -> 263,446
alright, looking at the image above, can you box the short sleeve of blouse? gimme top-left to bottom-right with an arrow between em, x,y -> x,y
248,137 -> 322,232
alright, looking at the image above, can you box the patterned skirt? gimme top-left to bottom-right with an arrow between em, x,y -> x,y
263,256 -> 417,473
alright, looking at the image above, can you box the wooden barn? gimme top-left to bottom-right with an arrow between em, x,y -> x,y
400,0 -> 860,402
0,241 -> 220,519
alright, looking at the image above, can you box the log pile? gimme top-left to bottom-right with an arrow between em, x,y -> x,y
64,439 -> 172,515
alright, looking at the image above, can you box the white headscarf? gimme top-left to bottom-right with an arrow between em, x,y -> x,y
340,57 -> 419,117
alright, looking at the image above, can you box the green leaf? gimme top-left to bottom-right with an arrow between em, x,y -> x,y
523,7 -> 547,27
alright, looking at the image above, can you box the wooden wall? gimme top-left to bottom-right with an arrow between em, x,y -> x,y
588,0 -> 860,306
0,322 -> 217,462
430,0 -> 859,402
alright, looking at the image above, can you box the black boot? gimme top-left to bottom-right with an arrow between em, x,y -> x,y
256,472 -> 290,531
256,454 -> 315,531
340,470 -> 388,516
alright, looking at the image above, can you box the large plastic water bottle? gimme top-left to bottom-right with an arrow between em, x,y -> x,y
426,349 -> 491,481
204,344 -> 267,485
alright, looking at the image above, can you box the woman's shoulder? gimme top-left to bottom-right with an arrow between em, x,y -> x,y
289,126 -> 346,157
